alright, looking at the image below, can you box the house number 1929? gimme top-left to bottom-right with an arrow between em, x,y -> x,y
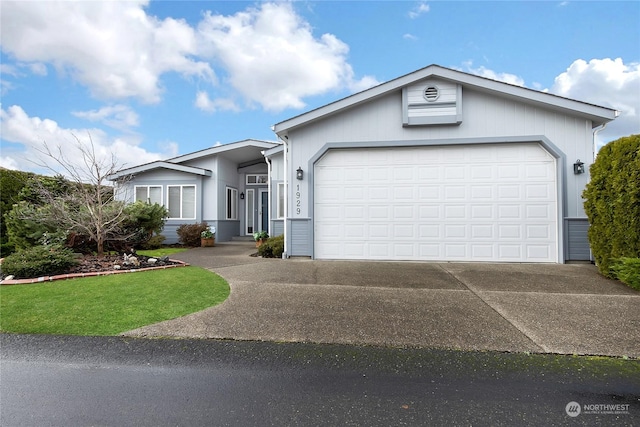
295,184 -> 301,215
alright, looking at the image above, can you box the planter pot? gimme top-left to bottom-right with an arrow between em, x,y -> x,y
255,239 -> 266,248
201,237 -> 215,247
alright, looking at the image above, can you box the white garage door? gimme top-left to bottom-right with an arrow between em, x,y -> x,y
314,143 -> 558,262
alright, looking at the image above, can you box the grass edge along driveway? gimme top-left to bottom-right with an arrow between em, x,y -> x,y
0,266 -> 229,336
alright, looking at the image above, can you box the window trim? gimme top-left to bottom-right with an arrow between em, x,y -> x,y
277,182 -> 285,219
226,186 -> 238,220
134,185 -> 163,205
246,174 -> 268,185
167,184 -> 196,220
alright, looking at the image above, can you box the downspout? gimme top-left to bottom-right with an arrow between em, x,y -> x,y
263,151 -> 272,237
276,133 -> 289,259
592,122 -> 607,161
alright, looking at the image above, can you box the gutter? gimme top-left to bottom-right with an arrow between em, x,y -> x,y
592,122 -> 607,160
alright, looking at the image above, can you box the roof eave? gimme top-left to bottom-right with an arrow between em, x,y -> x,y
167,139 -> 279,164
107,161 -> 211,181
274,64 -> 618,135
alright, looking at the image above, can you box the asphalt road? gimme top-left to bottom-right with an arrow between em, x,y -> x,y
1,334 -> 639,426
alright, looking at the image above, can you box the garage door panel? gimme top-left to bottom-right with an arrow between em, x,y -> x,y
394,186 -> 415,200
344,187 -> 365,200
472,245 -> 494,258
526,184 -> 553,199
344,205 -> 364,220
393,224 -> 415,238
471,224 -> 494,238
444,166 -> 466,179
369,187 -> 390,200
419,224 -> 440,238
315,143 -> 557,262
369,224 -> 390,238
471,186 -> 493,199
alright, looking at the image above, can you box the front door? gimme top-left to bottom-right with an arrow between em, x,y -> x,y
245,189 -> 255,235
259,189 -> 269,233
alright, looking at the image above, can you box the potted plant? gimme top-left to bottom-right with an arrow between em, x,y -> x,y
253,230 -> 269,247
201,226 -> 216,247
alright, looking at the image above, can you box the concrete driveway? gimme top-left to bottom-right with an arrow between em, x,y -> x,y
124,242 -> 640,357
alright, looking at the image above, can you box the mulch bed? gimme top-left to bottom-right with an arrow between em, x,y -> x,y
1,254 -> 187,285
66,254 -> 182,274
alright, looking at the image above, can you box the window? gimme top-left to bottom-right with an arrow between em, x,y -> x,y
167,185 -> 195,219
226,187 -> 238,220
277,182 -> 285,219
134,186 -> 162,205
246,174 -> 268,185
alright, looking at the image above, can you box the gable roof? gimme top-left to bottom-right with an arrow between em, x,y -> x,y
107,139 -> 279,180
107,161 -> 211,180
165,139 -> 278,164
273,64 -> 618,136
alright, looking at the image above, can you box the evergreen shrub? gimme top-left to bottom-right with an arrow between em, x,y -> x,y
610,258 -> 640,291
2,245 -> 79,279
583,134 -> 640,278
258,234 -> 284,258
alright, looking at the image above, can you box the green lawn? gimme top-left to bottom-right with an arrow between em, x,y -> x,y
135,247 -> 188,257
0,266 -> 229,336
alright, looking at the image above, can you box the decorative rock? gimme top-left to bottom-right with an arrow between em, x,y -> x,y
148,258 -> 158,265
5,275 -> 14,281
123,253 -> 140,266
159,256 -> 169,262
113,265 -> 121,270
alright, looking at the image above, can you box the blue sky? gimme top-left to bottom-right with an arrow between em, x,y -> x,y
1,1 -> 639,175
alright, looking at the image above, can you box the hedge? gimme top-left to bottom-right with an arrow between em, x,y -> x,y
1,245 -> 79,279
583,134 -> 640,278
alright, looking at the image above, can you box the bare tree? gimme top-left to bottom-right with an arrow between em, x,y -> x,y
31,134 -> 132,257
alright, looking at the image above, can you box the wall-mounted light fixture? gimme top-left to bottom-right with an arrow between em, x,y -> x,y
240,192 -> 245,200
573,159 -> 585,175
296,167 -> 304,180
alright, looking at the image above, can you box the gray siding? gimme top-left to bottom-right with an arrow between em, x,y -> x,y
271,220 -> 284,237
215,220 -> 240,242
566,218 -> 591,261
288,218 -> 312,256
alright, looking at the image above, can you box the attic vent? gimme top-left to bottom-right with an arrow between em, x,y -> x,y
423,86 -> 439,102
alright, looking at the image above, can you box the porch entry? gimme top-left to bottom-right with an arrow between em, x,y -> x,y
245,188 -> 269,235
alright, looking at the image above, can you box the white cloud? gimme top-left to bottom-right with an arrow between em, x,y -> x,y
549,58 -> 640,144
196,2 -> 379,111
1,1 -> 214,103
28,63 -> 47,76
1,1 -> 376,112
460,62 -> 525,86
72,105 -> 140,132
194,91 -> 240,113
403,33 -> 418,41
348,75 -> 382,94
0,64 -> 20,77
0,156 -> 19,170
0,105 -> 170,175
409,2 -> 430,19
